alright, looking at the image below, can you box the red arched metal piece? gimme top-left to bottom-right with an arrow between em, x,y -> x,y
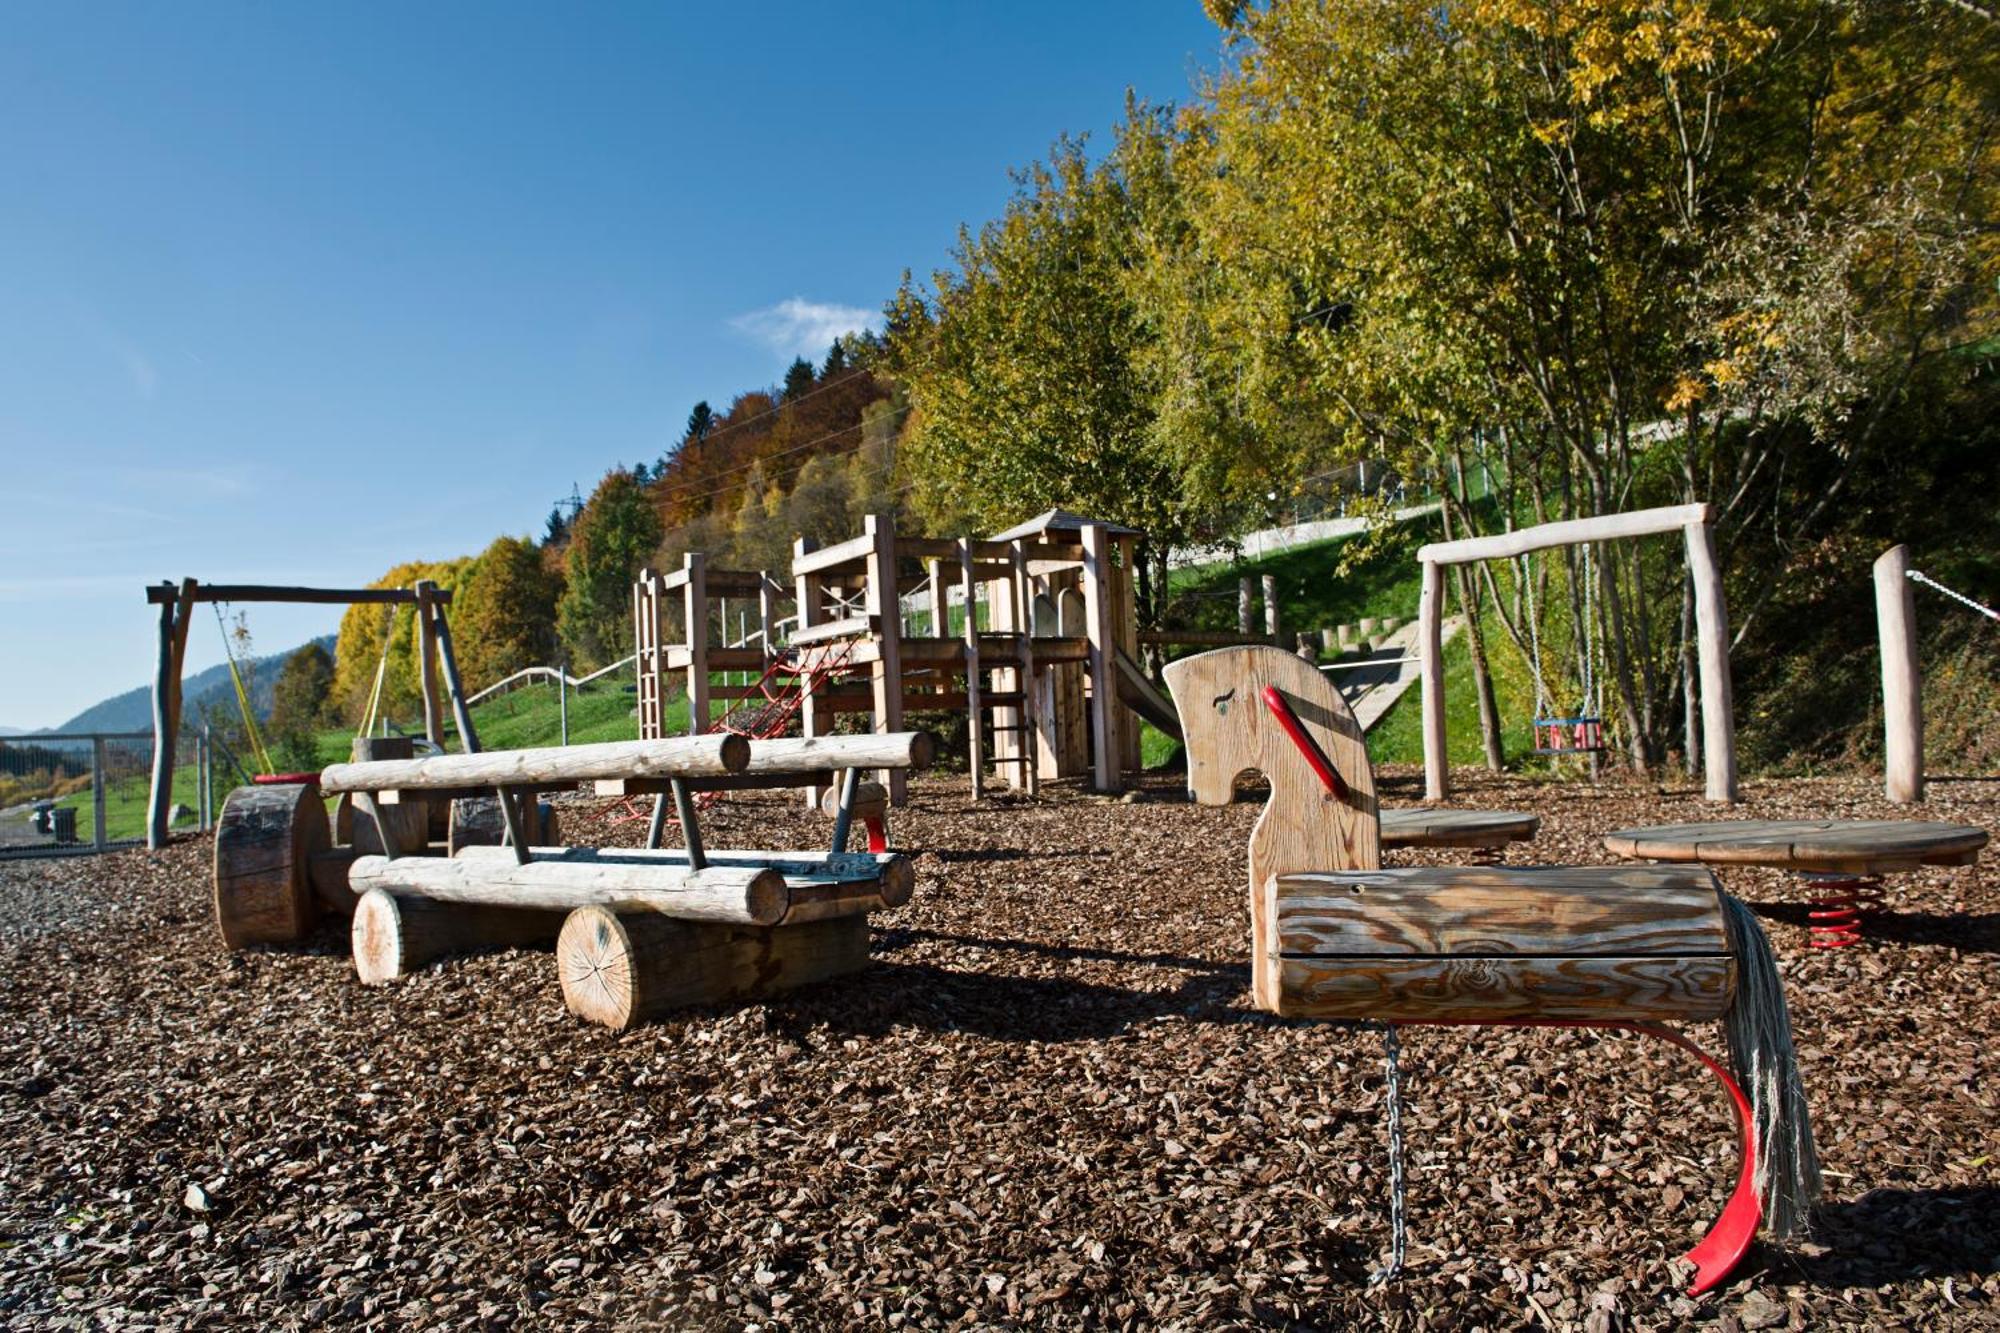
1259,685 -> 1350,802
252,772 -> 320,787
864,814 -> 889,854
1412,1019 -> 1760,1294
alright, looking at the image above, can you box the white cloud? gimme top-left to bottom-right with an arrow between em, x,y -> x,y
728,298 -> 880,362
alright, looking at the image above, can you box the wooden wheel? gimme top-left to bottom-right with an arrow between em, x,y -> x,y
557,908 -> 872,1031
447,796 -> 559,855
214,782 -> 330,949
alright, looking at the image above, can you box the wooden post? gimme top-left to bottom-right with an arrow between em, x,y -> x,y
1081,524 -> 1121,793
147,588 -> 175,849
864,514 -> 907,805
1875,544 -> 1923,804
422,582 -> 481,756
415,583 -> 444,747
1238,578 -> 1254,635
1682,520 -> 1738,803
146,577 -> 198,849
960,540 -> 985,800
1011,539 -> 1040,796
758,574 -> 778,665
682,552 -> 709,736
925,558 -> 946,637
1262,573 -> 1280,643
557,658 -> 569,746
1419,558 -> 1448,801
794,537 -> 826,810
92,736 -> 107,851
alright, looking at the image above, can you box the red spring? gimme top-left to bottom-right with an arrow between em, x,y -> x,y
1805,873 -> 1887,948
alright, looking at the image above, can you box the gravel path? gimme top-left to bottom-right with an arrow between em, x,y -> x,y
0,768 -> 1995,1329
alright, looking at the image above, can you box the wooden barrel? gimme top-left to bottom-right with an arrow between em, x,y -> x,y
446,796 -> 560,855
1267,864 -> 1735,1023
214,782 -> 331,949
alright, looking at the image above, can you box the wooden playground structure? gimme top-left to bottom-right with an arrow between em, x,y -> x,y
632,510 -> 1210,804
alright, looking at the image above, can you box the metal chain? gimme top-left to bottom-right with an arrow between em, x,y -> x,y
1909,569 -> 2000,624
1367,1022 -> 1408,1287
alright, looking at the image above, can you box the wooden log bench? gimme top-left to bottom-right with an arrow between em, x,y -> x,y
213,729 -> 936,1028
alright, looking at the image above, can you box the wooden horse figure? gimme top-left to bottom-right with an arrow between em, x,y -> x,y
1163,645 -> 1818,1292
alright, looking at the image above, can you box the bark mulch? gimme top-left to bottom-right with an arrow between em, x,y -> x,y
0,767 -> 1995,1330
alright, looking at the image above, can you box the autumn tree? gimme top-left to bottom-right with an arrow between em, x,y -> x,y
557,470 -> 664,668
455,535 -> 560,687
268,641 -> 334,771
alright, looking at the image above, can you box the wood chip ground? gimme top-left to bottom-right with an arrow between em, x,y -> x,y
1,769 -> 1995,1330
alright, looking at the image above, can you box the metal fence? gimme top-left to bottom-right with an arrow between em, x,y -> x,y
0,730 -> 215,859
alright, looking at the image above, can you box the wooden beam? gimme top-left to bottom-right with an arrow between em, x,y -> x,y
1875,544 -> 1923,803
1081,524 -> 1120,793
1682,521 -> 1738,803
320,734 -> 751,793
682,552 -> 709,735
1417,503 -> 1713,566
1419,559 -> 1448,801
790,533 -> 877,577
866,514 -> 907,805
144,584 -> 450,605
347,853 -> 791,926
415,582 -> 444,747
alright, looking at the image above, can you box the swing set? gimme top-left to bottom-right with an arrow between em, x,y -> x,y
143,579 -> 468,849
1415,502 -> 1741,803
1519,542 -> 1609,757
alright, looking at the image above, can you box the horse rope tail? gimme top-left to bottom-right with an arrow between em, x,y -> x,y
1720,891 -> 1822,1237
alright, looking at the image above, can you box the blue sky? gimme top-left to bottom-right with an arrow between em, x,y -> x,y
0,2 -> 1223,729
0,2 -> 1224,728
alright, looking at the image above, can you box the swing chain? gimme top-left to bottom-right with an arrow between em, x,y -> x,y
1908,569 -> 2000,624
1367,1021 -> 1408,1287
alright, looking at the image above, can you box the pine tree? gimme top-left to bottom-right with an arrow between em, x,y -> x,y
782,357 -> 816,402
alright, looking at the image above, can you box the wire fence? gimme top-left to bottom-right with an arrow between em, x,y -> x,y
0,730 -> 216,859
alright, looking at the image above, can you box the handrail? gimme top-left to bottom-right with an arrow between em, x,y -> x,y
465,654 -> 638,706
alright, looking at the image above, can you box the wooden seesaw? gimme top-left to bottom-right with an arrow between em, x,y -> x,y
213,730 -> 931,1028
1162,645 -> 1819,1293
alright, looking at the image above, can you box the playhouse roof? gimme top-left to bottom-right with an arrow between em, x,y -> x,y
987,509 -> 1141,542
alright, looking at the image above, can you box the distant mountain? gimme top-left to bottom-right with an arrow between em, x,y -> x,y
50,635 -> 338,735
0,726 -> 27,736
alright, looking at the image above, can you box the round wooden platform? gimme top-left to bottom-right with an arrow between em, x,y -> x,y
1603,819 -> 1988,876
1380,807 -> 1540,851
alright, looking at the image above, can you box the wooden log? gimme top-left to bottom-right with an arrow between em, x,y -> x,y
347,853 -> 790,925
446,796 -> 560,855
556,909 -> 872,1029
144,584 -> 448,606
213,782 -> 331,948
1417,503 -> 1712,564
1875,544 -> 1924,804
742,732 -> 934,774
1419,559 -> 1448,801
452,844 -> 914,917
1683,520 -> 1739,803
1267,864 -> 1734,1023
307,844 -> 451,915
319,733 -> 750,793
351,888 -> 566,985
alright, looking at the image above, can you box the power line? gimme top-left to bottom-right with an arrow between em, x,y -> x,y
662,365 -> 885,462
654,402 -> 912,509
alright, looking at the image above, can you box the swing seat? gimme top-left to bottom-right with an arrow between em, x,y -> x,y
1532,715 -> 1606,755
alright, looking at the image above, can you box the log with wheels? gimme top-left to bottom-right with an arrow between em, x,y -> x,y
351,888 -> 567,986
214,782 -> 331,948
556,907 -> 871,1029
447,796 -> 561,855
